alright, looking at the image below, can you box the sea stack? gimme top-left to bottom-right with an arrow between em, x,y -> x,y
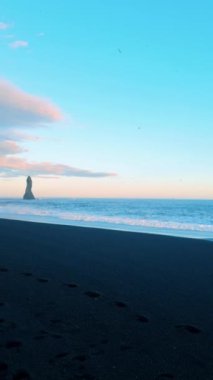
23,176 -> 35,200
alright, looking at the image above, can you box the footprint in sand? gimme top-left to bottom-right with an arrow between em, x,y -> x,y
114,301 -> 128,308
22,272 -> 33,277
13,369 -> 31,379
0,362 -> 8,374
0,267 -> 8,272
37,278 -> 49,283
55,352 -> 70,359
84,291 -> 101,299
5,340 -> 22,349
64,282 -> 79,288
175,324 -> 202,334
49,352 -> 70,363
136,314 -> 149,323
50,319 -> 62,324
51,333 -> 63,339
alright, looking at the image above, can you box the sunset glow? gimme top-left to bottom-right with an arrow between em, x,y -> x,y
0,1 -> 212,198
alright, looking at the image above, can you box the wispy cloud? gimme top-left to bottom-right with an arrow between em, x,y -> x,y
8,130 -> 41,142
0,131 -> 41,144
9,40 -> 28,48
0,79 -> 63,128
0,156 -> 116,178
0,136 -> 116,178
0,78 -> 116,180
0,22 -> 10,30
0,141 -> 27,155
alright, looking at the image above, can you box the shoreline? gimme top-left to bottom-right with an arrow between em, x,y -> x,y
0,197 -> 212,241
0,216 -> 212,242
0,218 -> 213,379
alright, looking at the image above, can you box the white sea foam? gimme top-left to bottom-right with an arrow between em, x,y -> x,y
58,212 -> 213,232
0,198 -> 212,239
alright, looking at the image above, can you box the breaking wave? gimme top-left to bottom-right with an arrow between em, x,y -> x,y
0,198 -> 212,239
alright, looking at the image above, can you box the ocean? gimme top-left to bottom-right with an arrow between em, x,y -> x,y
0,198 -> 212,240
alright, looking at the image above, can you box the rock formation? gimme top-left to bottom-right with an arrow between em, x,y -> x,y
23,176 -> 35,200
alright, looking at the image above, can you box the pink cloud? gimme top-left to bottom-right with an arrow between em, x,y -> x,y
0,156 -> 116,178
9,40 -> 28,48
0,22 -> 10,30
7,130 -> 41,142
0,79 -> 63,127
0,79 -> 116,180
0,141 -> 27,155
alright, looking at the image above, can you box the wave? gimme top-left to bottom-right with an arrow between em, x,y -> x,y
0,204 -> 212,233
58,212 -> 213,232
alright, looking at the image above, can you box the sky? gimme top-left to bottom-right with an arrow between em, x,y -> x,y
0,0 -> 213,198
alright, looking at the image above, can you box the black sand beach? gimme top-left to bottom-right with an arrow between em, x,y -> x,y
0,218 -> 213,380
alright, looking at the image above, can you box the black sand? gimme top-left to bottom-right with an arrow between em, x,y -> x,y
0,218 -> 213,379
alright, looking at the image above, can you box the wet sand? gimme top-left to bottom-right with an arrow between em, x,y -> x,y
0,218 -> 213,380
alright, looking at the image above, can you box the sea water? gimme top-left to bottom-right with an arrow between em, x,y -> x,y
0,198 -> 212,240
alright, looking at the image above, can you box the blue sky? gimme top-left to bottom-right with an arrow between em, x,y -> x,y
0,0 -> 213,198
